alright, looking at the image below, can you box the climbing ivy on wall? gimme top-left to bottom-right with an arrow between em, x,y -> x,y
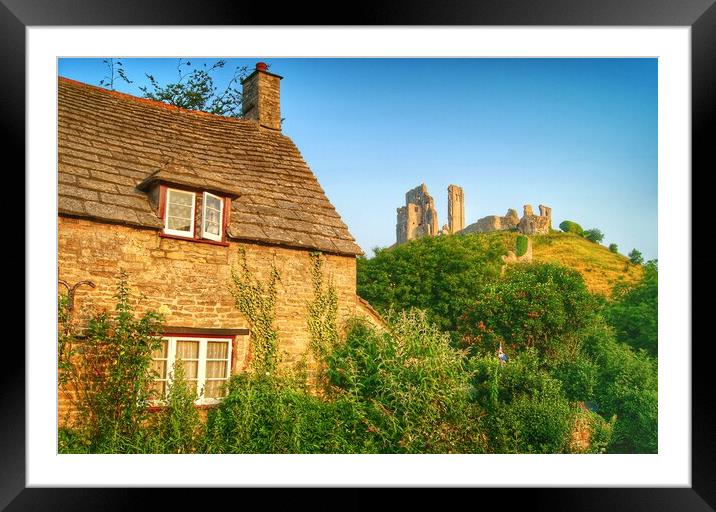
231,247 -> 281,375
306,252 -> 339,387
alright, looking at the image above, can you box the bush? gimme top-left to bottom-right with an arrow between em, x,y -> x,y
559,220 -> 584,236
468,350 -> 575,453
203,373 -> 374,454
458,263 -> 598,360
357,233 -> 505,334
603,261 -> 658,357
58,272 -> 164,453
515,235 -> 529,257
608,243 -> 618,253
583,228 -> 604,244
328,312 -> 486,453
145,360 -> 204,453
582,321 -> 657,453
628,249 -> 644,265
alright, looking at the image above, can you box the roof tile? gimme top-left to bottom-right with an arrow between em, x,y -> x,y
58,77 -> 363,256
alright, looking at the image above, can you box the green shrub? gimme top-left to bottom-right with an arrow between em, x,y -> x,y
583,228 -> 604,244
603,261 -> 658,356
58,272 -> 164,453
328,312 -> 486,453
608,243 -> 618,253
458,263 -> 598,360
357,233 -> 506,334
468,350 -> 575,453
549,354 -> 599,402
559,220 -> 584,236
628,249 -> 644,265
582,321 -> 657,453
515,235 -> 529,257
203,373 -> 374,454
146,360 -> 204,454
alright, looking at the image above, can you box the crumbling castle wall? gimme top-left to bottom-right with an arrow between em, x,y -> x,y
461,209 -> 520,234
396,183 -> 439,243
395,183 -> 552,244
517,204 -> 552,235
447,185 -> 465,234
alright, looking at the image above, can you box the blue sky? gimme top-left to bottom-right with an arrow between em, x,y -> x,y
58,58 -> 658,260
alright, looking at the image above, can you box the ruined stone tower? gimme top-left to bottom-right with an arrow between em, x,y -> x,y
517,204 -> 552,235
447,185 -> 465,234
396,183 -> 439,243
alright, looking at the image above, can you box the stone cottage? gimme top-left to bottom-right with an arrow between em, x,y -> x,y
57,63 -> 377,415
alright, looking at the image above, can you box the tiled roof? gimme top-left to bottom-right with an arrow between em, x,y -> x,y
58,77 -> 363,256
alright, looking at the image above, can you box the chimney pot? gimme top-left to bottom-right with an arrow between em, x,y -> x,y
255,62 -> 268,71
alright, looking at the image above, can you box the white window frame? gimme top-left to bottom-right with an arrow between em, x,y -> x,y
201,191 -> 224,242
153,335 -> 233,406
163,188 -> 196,238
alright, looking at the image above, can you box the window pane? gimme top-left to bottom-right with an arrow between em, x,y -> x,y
206,361 -> 227,379
179,361 -> 199,380
205,195 -> 222,210
167,216 -> 191,232
207,341 -> 228,359
151,360 -> 167,379
168,203 -> 192,219
169,190 -> 193,206
204,221 -> 220,235
176,340 -> 199,359
152,340 -> 168,359
204,380 -> 227,399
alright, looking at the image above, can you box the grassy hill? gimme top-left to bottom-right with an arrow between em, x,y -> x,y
485,231 -> 643,296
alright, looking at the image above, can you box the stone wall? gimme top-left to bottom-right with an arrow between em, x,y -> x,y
57,216 -> 362,420
447,184 -> 465,234
462,209 -> 520,234
396,184 -> 439,243
517,204 -> 552,235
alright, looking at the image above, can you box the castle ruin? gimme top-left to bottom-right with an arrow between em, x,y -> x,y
395,183 -> 552,244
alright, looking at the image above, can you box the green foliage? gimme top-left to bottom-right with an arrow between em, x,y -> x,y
140,59 -> 248,118
603,261 -> 658,357
357,233 -> 506,334
583,228 -> 605,244
515,235 -> 529,257
147,360 -> 204,453
628,249 -> 644,265
306,252 -> 339,385
468,350 -> 574,453
203,373 -> 374,454
609,243 -> 619,253
582,321 -> 657,453
327,312 -> 485,453
59,272 -> 164,453
231,248 -> 281,374
550,354 -> 599,402
559,220 -> 584,236
458,263 -> 598,360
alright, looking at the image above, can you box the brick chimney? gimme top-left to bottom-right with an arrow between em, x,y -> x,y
241,62 -> 283,131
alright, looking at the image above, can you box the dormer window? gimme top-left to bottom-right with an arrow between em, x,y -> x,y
201,192 -> 224,241
164,188 -> 196,237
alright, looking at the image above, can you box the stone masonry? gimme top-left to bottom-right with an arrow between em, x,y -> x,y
394,183 -> 552,244
240,62 -> 283,131
517,204 -> 552,235
447,184 -> 465,234
396,183 -> 439,243
57,217 -> 365,422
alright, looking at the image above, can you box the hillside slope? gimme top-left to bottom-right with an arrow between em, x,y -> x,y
488,231 -> 643,296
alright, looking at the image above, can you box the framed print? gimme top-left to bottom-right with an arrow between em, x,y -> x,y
7,0 -> 715,509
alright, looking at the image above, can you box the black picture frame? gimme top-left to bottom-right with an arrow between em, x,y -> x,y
6,0 -> 714,509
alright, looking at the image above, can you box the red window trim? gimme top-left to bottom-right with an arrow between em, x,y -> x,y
158,184 -> 231,245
